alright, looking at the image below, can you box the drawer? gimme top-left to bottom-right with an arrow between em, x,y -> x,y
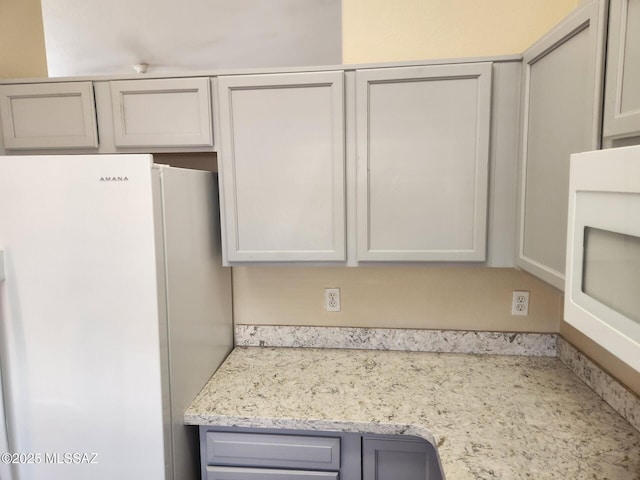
207,466 -> 339,480
206,432 -> 340,470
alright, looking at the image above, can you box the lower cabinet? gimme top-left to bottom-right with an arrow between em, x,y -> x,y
200,427 -> 443,480
362,436 -> 442,480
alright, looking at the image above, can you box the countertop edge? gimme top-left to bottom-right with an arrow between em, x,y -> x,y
185,414 -> 438,449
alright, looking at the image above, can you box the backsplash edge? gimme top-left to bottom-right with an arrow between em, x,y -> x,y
557,336 -> 640,432
234,324 -> 557,356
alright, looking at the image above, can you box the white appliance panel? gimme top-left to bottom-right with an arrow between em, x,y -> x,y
0,155 -> 166,479
565,145 -> 640,373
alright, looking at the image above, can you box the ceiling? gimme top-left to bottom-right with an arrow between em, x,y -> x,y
40,0 -> 341,77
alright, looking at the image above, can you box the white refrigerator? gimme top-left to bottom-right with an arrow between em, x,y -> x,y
0,154 -> 233,480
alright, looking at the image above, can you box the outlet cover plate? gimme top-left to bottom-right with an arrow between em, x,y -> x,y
325,288 -> 341,312
512,291 -> 530,316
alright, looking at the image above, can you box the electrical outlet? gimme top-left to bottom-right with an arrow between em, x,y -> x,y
325,288 -> 341,312
512,291 -> 529,316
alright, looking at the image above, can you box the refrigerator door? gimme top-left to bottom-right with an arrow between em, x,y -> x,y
0,155 -> 167,480
0,250 -> 12,480
0,355 -> 15,480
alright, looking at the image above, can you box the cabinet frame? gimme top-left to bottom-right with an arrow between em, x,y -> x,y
516,0 -> 607,290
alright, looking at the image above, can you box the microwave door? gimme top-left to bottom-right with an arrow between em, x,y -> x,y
565,145 -> 640,373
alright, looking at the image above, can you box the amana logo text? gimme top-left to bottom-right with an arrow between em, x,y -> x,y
100,176 -> 129,182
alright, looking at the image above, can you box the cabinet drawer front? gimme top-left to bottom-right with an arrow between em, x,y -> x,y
0,82 -> 98,150
207,466 -> 339,480
110,78 -> 212,147
206,432 -> 340,470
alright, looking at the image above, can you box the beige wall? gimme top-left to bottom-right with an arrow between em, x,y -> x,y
343,0 -> 579,63
0,0 -> 47,78
234,267 -> 562,332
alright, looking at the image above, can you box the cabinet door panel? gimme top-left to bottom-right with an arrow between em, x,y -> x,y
603,0 -> 640,139
110,78 -> 212,147
517,0 -> 606,289
356,63 -> 491,261
362,436 -> 442,480
207,466 -> 338,480
0,82 -> 98,150
206,432 -> 340,470
217,72 -> 345,263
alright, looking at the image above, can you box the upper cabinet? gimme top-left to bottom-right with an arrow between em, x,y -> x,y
355,63 -> 492,262
109,78 -> 213,148
214,63 -> 497,265
216,72 -> 346,263
0,82 -> 98,150
603,0 -> 640,141
516,0 -> 607,290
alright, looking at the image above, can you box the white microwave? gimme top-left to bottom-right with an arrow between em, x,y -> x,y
565,145 -> 640,372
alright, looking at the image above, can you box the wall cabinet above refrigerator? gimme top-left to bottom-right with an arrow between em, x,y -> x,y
0,77 -> 216,155
0,82 -> 98,150
109,77 -> 213,148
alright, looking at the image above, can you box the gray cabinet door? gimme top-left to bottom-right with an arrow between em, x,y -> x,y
110,78 -> 213,148
205,431 -> 340,470
603,0 -> 640,140
355,63 -> 492,262
0,82 -> 98,150
362,436 -> 442,480
216,71 -> 346,263
516,0 -> 607,290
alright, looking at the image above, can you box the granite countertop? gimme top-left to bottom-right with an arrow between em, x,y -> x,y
185,347 -> 640,479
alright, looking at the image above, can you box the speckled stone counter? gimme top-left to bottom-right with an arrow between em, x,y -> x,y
185,347 -> 640,479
